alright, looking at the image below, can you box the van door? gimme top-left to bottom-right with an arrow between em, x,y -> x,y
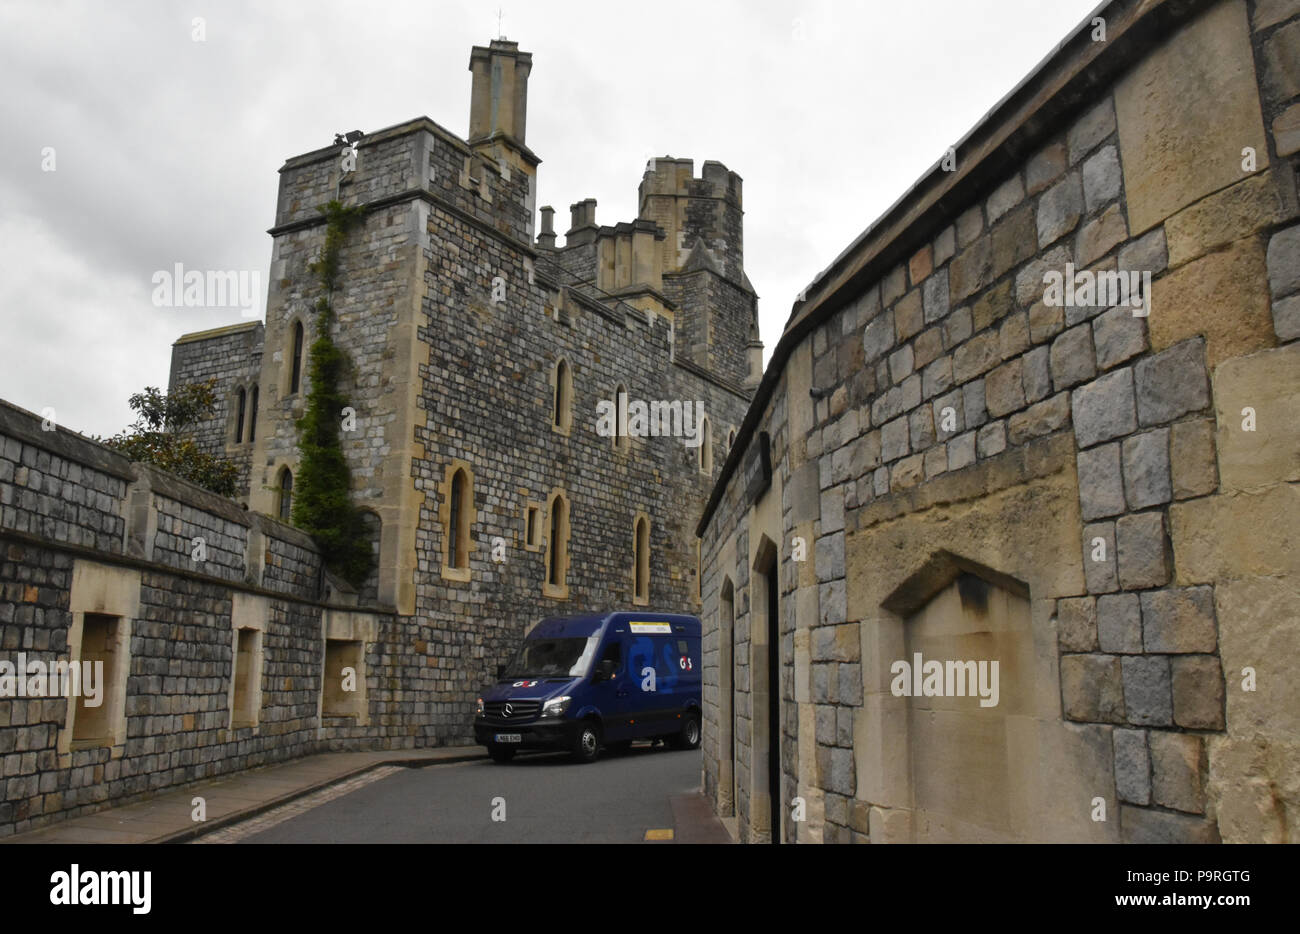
587,630 -> 633,740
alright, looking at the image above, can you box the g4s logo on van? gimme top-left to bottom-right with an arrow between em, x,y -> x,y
679,655 -> 693,671
512,680 -> 539,688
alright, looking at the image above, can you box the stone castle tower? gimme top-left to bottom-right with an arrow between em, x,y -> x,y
167,39 -> 761,744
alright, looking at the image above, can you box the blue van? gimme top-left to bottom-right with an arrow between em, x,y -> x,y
474,611 -> 702,763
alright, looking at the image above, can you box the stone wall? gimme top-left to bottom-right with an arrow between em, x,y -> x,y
700,0 -> 1299,844
0,398 -> 390,838
167,322 -> 263,501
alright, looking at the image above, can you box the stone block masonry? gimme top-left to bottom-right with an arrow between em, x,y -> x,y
699,0 -> 1300,844
0,398 -> 389,838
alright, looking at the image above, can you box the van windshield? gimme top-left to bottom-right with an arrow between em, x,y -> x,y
503,635 -> 598,679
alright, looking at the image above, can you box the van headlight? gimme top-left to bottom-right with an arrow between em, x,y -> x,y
540,696 -> 571,718
475,697 -> 484,717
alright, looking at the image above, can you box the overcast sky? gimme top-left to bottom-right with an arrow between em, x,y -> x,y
0,0 -> 1102,438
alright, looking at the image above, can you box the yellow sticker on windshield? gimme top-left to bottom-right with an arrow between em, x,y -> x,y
629,621 -> 672,633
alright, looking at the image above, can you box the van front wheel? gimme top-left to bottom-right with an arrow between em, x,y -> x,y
671,712 -> 701,750
488,744 -> 516,763
571,721 -> 601,763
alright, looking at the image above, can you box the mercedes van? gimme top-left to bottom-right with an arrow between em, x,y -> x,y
474,611 -> 702,763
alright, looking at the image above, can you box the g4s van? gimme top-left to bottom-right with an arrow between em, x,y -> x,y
474,611 -> 702,763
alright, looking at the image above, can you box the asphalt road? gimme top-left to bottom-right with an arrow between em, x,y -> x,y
240,743 -> 704,843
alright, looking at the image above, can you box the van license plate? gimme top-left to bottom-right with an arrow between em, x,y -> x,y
494,733 -> 522,744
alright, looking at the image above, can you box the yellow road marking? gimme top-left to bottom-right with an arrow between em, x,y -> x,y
644,828 -> 674,841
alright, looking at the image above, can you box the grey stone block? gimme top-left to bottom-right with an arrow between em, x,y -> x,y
1097,592 -> 1143,653
1077,443 -> 1125,520
1050,323 -> 1097,391
1118,227 -> 1168,277
1134,338 -> 1210,427
881,417 -> 909,463
1121,655 -> 1173,726
923,269 -> 950,323
976,420 -> 1006,458
1092,305 -> 1148,370
1273,293 -> 1300,342
1116,511 -> 1170,589
1068,98 -> 1116,164
986,173 -> 1025,224
962,379 -> 988,429
948,431 -> 976,470
1267,224 -> 1300,298
815,531 -> 846,583
1083,521 -> 1119,593
1113,728 -> 1151,805
1121,428 -> 1171,509
862,311 -> 896,363
1022,345 -> 1051,404
1141,585 -> 1217,653
1037,173 -> 1084,247
1071,367 -> 1136,448
1081,145 -> 1122,211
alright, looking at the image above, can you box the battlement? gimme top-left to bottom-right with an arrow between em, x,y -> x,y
639,156 -> 742,207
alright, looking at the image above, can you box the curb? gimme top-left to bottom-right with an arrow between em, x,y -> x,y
153,750 -> 485,844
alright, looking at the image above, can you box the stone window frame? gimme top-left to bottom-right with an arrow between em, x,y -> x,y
631,510 -> 651,606
59,561 -> 140,765
612,384 -> 630,454
542,487 -> 571,600
286,318 -> 306,397
232,386 -> 247,445
247,383 -> 259,443
319,609 -> 376,726
439,459 -> 476,583
276,465 -> 294,522
551,357 -> 573,435
694,537 -> 703,606
699,416 -> 713,475
227,592 -> 267,733
522,499 -> 543,553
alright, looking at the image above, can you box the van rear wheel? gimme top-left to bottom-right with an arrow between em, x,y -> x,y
571,721 -> 601,763
671,712 -> 701,750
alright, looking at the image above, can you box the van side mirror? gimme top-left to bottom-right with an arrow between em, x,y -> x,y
595,659 -> 616,682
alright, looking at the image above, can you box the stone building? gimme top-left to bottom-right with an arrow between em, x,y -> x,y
168,38 -> 760,747
0,39 -> 759,835
698,0 -> 1299,844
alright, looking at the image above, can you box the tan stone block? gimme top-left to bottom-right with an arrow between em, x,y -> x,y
1165,172 -> 1284,267
1207,734 -> 1300,843
1171,656 -> 1225,730
1076,203 -> 1128,266
1060,654 -> 1125,722
909,245 -> 933,286
1274,102 -> 1300,158
890,454 -> 925,492
1169,484 -> 1300,583
1212,343 -> 1300,492
985,358 -> 1025,417
1114,0 -> 1269,234
868,805 -> 912,843
894,289 -> 924,342
1149,238 -> 1274,370
1169,417 -> 1218,499
1215,575 -> 1300,739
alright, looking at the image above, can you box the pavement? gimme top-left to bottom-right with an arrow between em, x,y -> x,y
2,744 -> 733,844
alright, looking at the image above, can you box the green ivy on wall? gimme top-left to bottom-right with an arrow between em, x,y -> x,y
291,199 -> 373,590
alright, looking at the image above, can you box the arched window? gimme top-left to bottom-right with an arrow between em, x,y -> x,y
447,468 -> 470,570
553,359 -> 572,432
277,467 -> 293,521
728,428 -> 736,453
289,321 -> 305,395
234,387 -> 246,443
613,384 -> 628,452
544,491 -> 569,597
248,385 -> 259,442
633,513 -> 650,605
699,416 -> 713,474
